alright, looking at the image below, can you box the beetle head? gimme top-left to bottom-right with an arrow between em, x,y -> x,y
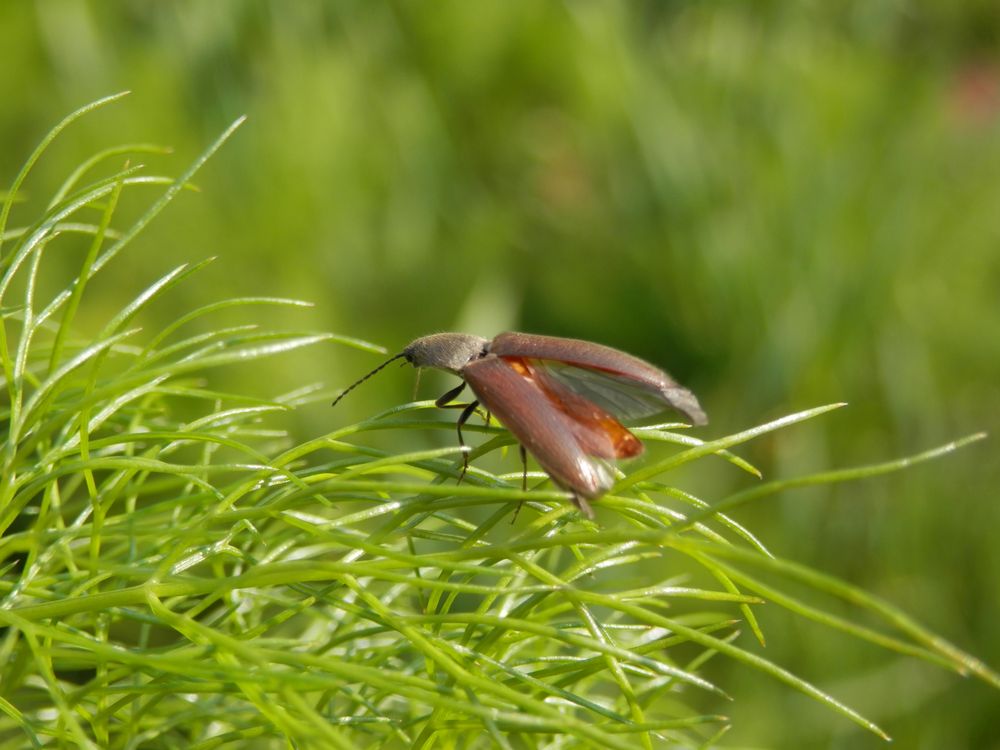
403,333 -> 489,374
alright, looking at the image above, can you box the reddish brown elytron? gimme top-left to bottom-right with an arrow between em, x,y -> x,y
333,332 -> 707,518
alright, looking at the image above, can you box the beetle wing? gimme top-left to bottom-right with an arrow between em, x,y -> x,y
522,360 -> 644,460
463,356 -> 627,501
489,332 -> 707,426
539,361 -> 678,420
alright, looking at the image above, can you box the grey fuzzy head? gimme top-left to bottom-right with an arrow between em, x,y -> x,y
403,333 -> 489,374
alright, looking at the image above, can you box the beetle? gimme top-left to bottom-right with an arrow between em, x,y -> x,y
332,332 -> 707,518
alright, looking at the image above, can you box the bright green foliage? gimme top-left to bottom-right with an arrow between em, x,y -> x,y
0,99 -> 995,749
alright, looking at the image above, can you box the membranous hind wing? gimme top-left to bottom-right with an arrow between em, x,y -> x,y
489,332 -> 707,426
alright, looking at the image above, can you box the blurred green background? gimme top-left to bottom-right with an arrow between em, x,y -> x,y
2,1 -> 998,746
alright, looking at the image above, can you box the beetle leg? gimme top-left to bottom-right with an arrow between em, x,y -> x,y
434,383 -> 484,483
454,399 -> 480,482
510,444 -> 528,523
435,381 -> 466,408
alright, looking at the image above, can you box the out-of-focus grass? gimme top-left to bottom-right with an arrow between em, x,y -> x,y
1,3 -> 997,745
0,100 -> 995,747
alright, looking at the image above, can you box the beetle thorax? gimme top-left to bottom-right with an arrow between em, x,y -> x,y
403,333 -> 489,373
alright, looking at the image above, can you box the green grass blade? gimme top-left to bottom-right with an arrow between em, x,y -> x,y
0,91 -> 129,259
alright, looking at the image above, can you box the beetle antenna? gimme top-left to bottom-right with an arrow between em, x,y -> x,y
331,353 -> 407,407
